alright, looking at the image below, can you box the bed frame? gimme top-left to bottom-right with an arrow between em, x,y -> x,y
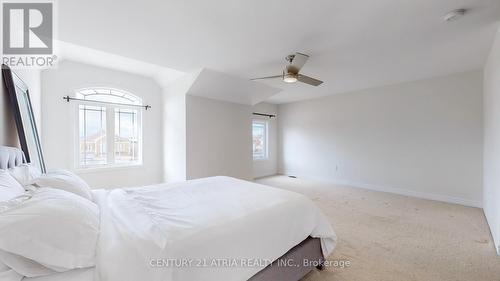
0,145 -> 324,281
249,236 -> 324,281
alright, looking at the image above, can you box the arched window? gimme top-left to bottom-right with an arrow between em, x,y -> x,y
76,88 -> 142,105
75,88 -> 142,168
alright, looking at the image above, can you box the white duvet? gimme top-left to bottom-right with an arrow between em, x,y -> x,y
92,176 -> 336,281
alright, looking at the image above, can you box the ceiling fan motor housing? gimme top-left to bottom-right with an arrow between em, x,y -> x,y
285,64 -> 299,74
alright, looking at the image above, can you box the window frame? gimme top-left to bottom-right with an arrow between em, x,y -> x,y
73,88 -> 143,171
252,119 -> 269,161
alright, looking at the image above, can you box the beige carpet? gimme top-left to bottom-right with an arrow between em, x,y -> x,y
255,176 -> 500,281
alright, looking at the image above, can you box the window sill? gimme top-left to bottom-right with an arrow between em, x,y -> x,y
75,163 -> 143,174
253,157 -> 269,162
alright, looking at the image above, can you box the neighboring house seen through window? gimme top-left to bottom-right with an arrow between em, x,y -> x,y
252,120 -> 268,160
76,88 -> 142,169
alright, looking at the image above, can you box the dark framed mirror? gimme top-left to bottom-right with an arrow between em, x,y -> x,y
2,64 -> 46,173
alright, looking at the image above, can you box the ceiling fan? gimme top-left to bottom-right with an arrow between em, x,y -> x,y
251,52 -> 323,86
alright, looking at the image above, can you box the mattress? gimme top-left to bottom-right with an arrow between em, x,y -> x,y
92,176 -> 337,281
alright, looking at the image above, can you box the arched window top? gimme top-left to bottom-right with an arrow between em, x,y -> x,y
75,88 -> 142,106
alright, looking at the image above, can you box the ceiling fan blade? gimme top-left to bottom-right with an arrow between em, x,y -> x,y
297,74 -> 323,86
250,75 -> 282,81
288,52 -> 309,73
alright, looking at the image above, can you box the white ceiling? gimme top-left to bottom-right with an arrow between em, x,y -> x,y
57,0 -> 500,103
55,41 -> 185,88
187,69 -> 282,105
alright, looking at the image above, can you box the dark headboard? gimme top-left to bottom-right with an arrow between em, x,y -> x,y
0,146 -> 25,170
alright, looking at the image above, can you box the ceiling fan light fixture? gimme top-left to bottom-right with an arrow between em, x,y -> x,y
283,73 -> 298,83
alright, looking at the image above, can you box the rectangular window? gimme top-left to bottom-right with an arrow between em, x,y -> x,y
78,104 -> 142,169
252,120 -> 268,160
79,105 -> 107,167
114,108 -> 139,164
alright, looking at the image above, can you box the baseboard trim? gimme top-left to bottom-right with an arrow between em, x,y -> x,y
343,180 -> 482,208
484,211 -> 500,256
253,173 -> 279,180
287,174 -> 482,208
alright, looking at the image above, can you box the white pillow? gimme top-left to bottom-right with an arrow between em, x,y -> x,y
32,170 -> 92,201
0,170 -> 25,201
0,250 -> 56,277
0,188 -> 99,270
8,164 -> 41,187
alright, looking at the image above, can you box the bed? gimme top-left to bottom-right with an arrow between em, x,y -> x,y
0,146 -> 337,281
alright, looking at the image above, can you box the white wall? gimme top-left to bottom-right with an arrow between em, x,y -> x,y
483,26 -> 500,255
162,71 -> 263,183
186,95 -> 253,180
278,71 -> 483,207
252,102 -> 278,178
162,73 -> 197,182
0,69 -> 41,147
41,60 -> 163,188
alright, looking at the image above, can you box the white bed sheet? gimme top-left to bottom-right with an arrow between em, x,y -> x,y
92,176 -> 337,281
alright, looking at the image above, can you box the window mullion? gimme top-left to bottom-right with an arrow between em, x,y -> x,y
137,111 -> 142,164
83,105 -> 87,166
107,106 -> 115,165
